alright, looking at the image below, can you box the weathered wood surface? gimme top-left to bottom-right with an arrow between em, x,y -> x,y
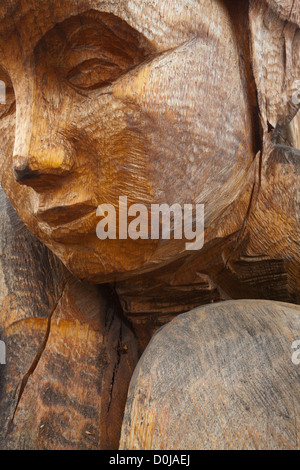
0,0 -> 299,448
116,0 -> 300,345
0,0 -> 257,285
120,300 -> 300,450
264,0 -> 300,26
0,188 -> 138,450
0,0 -> 298,344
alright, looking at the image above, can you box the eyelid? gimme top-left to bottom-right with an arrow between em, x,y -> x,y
66,57 -> 128,91
67,58 -> 120,80
38,13 -> 157,92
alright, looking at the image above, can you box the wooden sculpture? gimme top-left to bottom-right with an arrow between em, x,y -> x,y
0,0 -> 299,450
120,300 -> 300,450
0,188 -> 138,450
0,0 -> 299,346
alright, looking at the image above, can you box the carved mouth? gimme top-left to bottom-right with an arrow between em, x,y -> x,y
37,202 -> 97,227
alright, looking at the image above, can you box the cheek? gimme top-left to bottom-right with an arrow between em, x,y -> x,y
75,97 -> 155,206
100,128 -> 154,205
112,37 -> 256,210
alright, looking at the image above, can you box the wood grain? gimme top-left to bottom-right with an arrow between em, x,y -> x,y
0,1 -> 298,449
0,188 -> 138,450
120,300 -> 300,450
0,0 -> 298,346
0,0 -> 258,284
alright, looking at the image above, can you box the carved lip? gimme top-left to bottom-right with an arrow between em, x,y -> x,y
36,202 -> 97,226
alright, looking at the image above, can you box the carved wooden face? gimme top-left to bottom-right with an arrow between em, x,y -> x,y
0,1 -> 256,282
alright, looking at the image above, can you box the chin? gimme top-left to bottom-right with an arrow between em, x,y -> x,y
62,237 -> 164,284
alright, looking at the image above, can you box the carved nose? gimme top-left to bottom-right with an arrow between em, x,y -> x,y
13,160 -> 39,184
13,156 -> 70,191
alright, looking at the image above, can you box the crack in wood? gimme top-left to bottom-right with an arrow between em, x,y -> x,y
107,324 -> 123,416
6,284 -> 67,436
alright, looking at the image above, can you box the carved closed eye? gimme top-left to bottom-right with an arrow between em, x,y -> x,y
37,11 -> 155,92
66,58 -> 126,90
0,67 -> 15,119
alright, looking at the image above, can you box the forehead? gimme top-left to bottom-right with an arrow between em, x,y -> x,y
0,0 -> 205,54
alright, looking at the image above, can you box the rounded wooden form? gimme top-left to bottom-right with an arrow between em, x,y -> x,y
120,300 -> 300,450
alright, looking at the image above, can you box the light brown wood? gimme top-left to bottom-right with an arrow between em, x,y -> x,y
0,0 -> 266,283
0,1 -> 298,345
120,300 -> 300,450
0,188 -> 138,450
0,0 -> 299,450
